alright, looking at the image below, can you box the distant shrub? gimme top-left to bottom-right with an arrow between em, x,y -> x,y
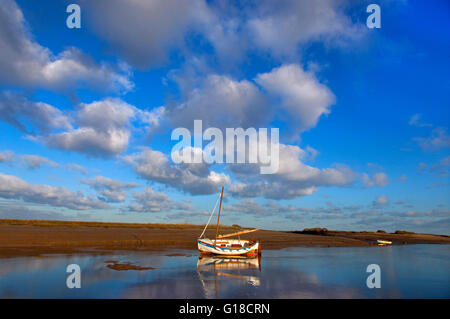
232,224 -> 242,229
377,230 -> 386,233
394,230 -> 415,234
301,228 -> 328,235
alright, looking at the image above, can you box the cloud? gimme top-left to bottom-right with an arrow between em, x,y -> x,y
1,151 -> 88,176
430,156 -> 450,177
416,156 -> 450,178
426,182 -> 449,189
225,198 -> 349,220
20,154 -> 59,170
305,146 -> 320,161
265,200 -> 304,214
0,203 -> 91,221
373,195 -> 389,207
167,73 -> 270,130
81,176 -> 138,203
1,151 -> 60,170
84,0 -> 212,69
417,162 -> 427,171
1,94 -> 163,158
0,91 -> 72,134
83,0 -> 363,68
225,199 -> 272,217
390,208 -> 450,218
366,162 -> 384,171
397,174 -> 408,182
0,150 -> 14,163
123,148 -> 231,195
37,98 -> 161,157
227,143 -> 356,200
413,127 -> 450,151
127,187 -> 193,213
414,218 -> 450,235
228,181 -> 317,200
223,196 -> 450,234
0,173 -> 109,210
166,63 -> 335,141
40,127 -> 131,158
438,156 -> 450,167
225,198 -> 309,218
246,0 -> 364,57
255,64 -> 335,137
408,113 -> 432,127
0,0 -> 132,92
361,172 -> 389,187
165,210 -> 211,221
350,207 -> 450,234
65,163 -> 88,175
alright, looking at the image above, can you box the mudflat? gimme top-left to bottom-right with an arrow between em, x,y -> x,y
0,219 -> 448,257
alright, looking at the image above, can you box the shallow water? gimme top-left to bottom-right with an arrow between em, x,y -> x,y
0,245 -> 448,298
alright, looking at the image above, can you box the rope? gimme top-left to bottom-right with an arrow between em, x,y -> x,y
199,192 -> 221,238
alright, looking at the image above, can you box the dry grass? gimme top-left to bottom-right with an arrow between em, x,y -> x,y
0,219 -> 241,230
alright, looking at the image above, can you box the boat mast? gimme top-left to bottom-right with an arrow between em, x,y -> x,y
215,186 -> 224,242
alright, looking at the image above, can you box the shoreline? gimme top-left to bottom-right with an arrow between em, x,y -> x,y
0,219 -> 448,257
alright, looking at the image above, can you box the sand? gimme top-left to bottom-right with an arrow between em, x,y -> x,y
0,219 -> 448,257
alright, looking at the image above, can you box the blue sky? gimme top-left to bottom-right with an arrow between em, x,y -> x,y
0,0 -> 449,234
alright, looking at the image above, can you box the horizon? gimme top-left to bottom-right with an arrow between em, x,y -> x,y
0,0 -> 449,235
0,218 -> 447,236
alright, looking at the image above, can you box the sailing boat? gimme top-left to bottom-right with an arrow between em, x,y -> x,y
197,186 -> 261,257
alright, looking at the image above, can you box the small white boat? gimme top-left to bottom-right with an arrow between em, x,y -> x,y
377,239 -> 392,246
197,187 -> 261,257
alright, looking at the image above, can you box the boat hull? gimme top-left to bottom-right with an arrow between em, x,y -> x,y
198,239 -> 260,256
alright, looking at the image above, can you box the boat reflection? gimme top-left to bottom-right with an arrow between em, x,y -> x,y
196,255 -> 261,298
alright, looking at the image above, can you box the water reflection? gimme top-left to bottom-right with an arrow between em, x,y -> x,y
196,255 -> 261,298
0,245 -> 448,298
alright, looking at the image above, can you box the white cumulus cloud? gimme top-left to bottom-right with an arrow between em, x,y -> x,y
0,173 -> 109,210
123,148 -> 231,195
0,0 -> 133,92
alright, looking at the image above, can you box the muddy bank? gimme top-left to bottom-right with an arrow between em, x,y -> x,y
0,219 -> 448,257
105,261 -> 154,271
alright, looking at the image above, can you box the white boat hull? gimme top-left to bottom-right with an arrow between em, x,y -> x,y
198,239 -> 260,256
